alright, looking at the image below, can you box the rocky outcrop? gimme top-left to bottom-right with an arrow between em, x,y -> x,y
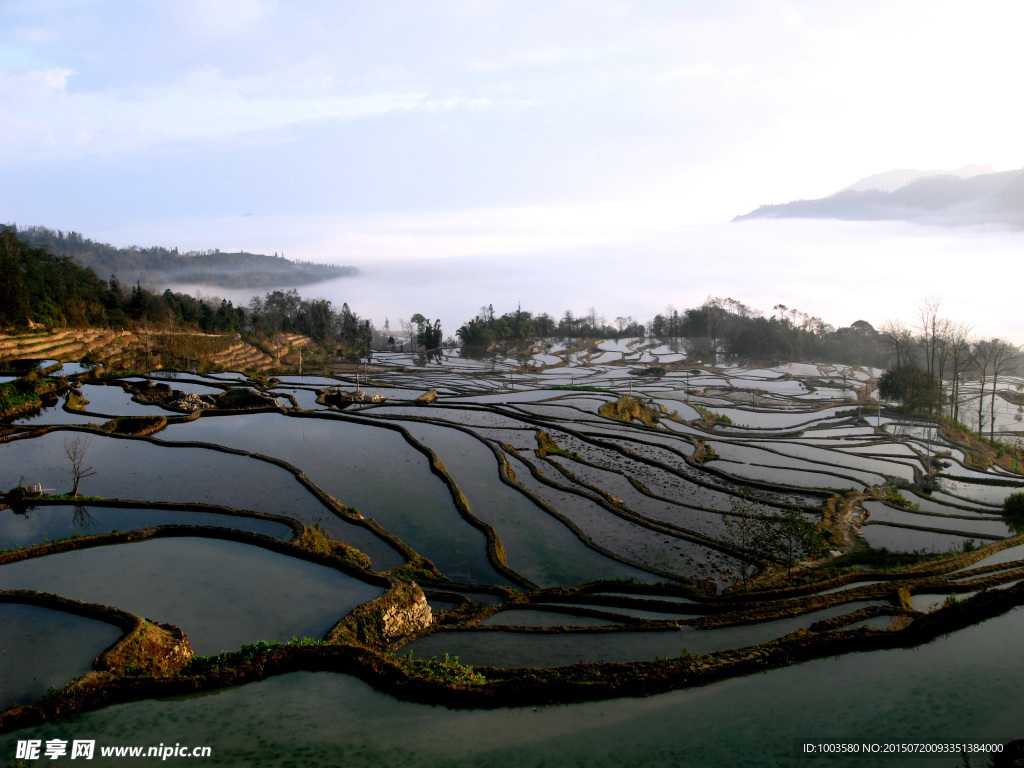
132,382 -> 174,401
319,388 -> 386,408
328,581 -> 432,648
131,382 -> 216,413
167,392 -> 216,412
215,387 -> 278,410
376,583 -> 433,639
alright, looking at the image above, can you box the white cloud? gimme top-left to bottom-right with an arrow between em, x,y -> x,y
0,66 -> 74,99
0,61 -> 426,158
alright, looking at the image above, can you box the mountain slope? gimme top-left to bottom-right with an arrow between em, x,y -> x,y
734,168 -> 1024,228
840,164 -> 995,193
13,225 -> 357,288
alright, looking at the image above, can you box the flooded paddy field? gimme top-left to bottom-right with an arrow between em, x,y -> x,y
2,347 -> 1023,764
0,503 -> 296,550
4,605 -> 1024,767
0,537 -> 384,655
0,603 -> 123,708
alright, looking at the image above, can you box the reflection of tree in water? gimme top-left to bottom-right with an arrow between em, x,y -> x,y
1004,517 -> 1024,537
73,504 -> 97,530
889,422 -> 936,442
416,349 -> 444,366
458,347 -> 499,365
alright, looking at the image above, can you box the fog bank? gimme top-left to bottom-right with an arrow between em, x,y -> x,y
167,219 -> 1022,347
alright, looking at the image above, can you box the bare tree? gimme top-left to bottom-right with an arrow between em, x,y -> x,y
880,319 -> 914,370
943,322 -> 972,422
140,318 -> 152,362
64,436 -> 96,497
987,339 -> 1021,441
916,297 -> 941,377
932,316 -> 952,384
969,340 -> 995,438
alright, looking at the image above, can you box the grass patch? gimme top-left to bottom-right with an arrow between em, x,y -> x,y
105,621 -> 191,677
691,404 -> 732,429
65,388 -> 89,411
933,416 -> 1024,472
215,387 -> 277,410
599,395 -> 661,426
102,415 -> 167,436
395,652 -> 486,686
535,430 -> 582,460
883,487 -> 919,510
691,438 -> 719,464
182,637 -> 328,676
817,539 -> 943,577
389,558 -> 445,582
0,375 -> 62,418
630,366 -> 666,377
295,522 -> 371,569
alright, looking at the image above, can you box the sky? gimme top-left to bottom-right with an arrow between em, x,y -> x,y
2,0 -> 1022,341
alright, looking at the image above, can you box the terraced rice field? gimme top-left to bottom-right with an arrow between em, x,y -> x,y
2,343 -> 1023,766
0,329 -> 315,373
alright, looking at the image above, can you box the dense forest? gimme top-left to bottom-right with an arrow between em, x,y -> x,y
14,225 -> 356,289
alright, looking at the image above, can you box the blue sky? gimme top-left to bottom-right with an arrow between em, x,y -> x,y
2,1 -> 1022,339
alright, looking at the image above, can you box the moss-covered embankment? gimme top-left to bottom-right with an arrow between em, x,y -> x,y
0,374 -> 64,421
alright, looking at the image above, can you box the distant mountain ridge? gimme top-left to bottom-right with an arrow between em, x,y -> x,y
840,164 -> 996,193
734,166 -> 1024,228
12,225 -> 357,289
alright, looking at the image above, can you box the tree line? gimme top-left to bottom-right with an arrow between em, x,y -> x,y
877,298 -> 1021,441
456,298 -> 887,366
455,297 -> 1021,440
457,304 -> 646,350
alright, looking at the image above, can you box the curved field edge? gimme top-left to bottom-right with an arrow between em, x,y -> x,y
2,529 -> 1023,732
2,582 -> 1022,731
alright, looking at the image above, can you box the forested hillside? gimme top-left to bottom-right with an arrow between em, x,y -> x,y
14,225 -> 356,288
0,226 -> 243,332
0,226 -> 374,363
